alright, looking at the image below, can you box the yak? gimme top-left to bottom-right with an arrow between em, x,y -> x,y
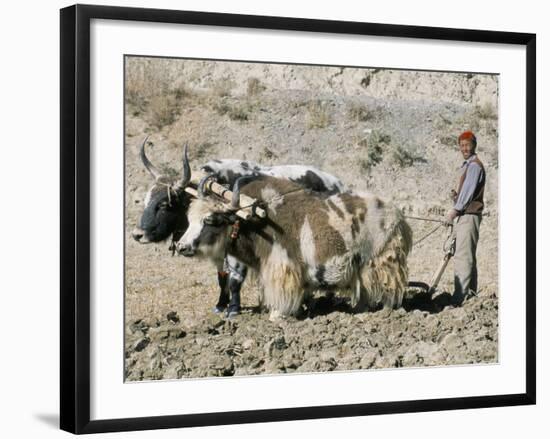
201,159 -> 344,194
131,137 -> 345,316
176,174 -> 413,320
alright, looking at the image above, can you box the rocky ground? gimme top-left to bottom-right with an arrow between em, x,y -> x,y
124,57 -> 499,381
125,293 -> 497,380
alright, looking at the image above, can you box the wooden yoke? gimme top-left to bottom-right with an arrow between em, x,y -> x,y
184,171 -> 267,220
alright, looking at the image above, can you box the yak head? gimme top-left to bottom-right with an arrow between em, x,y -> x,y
175,176 -> 254,258
131,137 -> 192,244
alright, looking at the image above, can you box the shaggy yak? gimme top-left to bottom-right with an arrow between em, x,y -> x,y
176,174 -> 413,320
131,137 -> 344,316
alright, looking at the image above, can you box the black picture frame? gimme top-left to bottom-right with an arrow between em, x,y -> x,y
60,4 -> 536,434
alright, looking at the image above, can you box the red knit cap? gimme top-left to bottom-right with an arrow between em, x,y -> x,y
458,130 -> 477,147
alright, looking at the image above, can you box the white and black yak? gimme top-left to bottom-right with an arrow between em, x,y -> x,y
176,175 -> 413,320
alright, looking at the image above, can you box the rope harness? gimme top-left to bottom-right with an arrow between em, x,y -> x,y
404,214 -> 449,248
404,215 -> 445,224
156,181 -> 176,207
411,223 -> 444,247
232,196 -> 450,249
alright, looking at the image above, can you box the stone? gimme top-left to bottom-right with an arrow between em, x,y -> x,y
133,337 -> 150,352
167,311 -> 180,323
359,350 -> 378,369
440,333 -> 463,353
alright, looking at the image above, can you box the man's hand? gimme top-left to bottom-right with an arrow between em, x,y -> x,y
444,208 -> 458,227
449,189 -> 458,202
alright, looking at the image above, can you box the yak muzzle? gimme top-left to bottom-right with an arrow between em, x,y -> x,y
177,243 -> 196,257
132,228 -> 145,242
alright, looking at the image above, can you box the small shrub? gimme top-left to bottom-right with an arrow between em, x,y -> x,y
356,131 -> 390,169
147,94 -> 180,129
228,107 -> 249,121
214,102 -> 249,121
291,100 -> 308,110
301,145 -> 313,155
307,100 -> 331,129
370,131 -> 391,145
173,86 -> 190,100
262,147 -> 277,160
247,77 -> 265,96
211,78 -> 235,98
348,103 -> 373,122
125,57 -> 190,109
474,102 -> 498,120
360,74 -> 371,88
392,145 -> 427,167
359,158 -> 371,172
194,141 -> 216,159
367,144 -> 384,168
438,134 -> 457,147
457,102 -> 497,133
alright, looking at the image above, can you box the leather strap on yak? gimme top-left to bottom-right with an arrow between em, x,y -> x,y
230,220 -> 241,240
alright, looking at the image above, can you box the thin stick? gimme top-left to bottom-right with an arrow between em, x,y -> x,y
404,215 -> 445,224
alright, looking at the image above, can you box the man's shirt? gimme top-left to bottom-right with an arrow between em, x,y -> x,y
454,154 -> 484,213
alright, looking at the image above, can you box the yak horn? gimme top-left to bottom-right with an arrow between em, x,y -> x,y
198,172 -> 216,198
139,136 -> 162,180
174,143 -> 191,190
231,175 -> 253,209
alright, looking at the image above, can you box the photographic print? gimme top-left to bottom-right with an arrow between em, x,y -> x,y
124,56 -> 499,381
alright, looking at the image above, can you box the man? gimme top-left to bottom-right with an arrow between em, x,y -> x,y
445,130 -> 486,305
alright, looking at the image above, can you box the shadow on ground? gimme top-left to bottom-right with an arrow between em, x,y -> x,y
296,289 -> 455,319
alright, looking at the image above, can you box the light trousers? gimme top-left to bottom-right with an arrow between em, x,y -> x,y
453,214 -> 482,303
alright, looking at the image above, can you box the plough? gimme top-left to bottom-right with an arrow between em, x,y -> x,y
407,222 -> 456,295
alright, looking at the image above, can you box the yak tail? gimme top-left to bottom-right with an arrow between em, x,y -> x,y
360,217 -> 412,309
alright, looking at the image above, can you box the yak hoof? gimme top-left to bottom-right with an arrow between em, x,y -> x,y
225,310 -> 239,319
225,303 -> 241,318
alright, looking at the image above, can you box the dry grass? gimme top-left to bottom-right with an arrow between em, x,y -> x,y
214,101 -> 250,121
435,101 -> 498,150
126,57 -> 192,129
247,77 -> 266,96
347,103 -> 374,122
194,141 -> 217,159
438,134 -> 457,147
211,78 -> 235,98
307,100 -> 331,129
392,145 -> 427,167
474,101 -> 498,120
126,57 -> 187,104
147,95 -> 181,129
262,146 -> 277,160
